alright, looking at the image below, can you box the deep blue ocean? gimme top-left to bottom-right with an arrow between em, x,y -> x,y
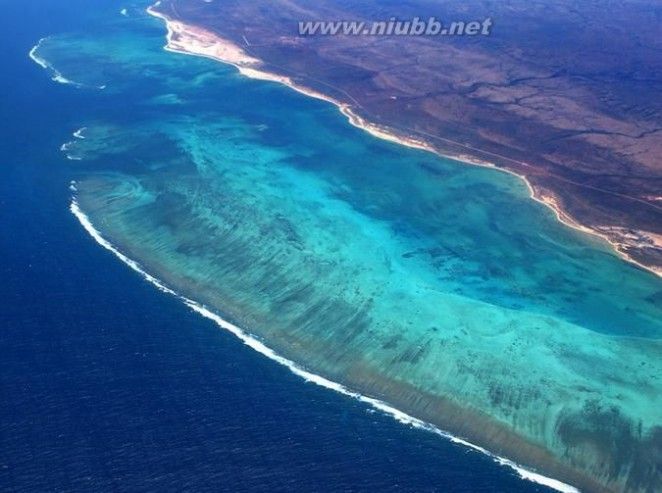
0,1 -> 556,491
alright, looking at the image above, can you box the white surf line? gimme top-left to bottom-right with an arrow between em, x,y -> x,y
29,38 -> 106,90
28,38 -> 50,70
60,142 -> 81,160
29,38 -> 83,88
59,128 -> 87,161
70,195 -> 579,493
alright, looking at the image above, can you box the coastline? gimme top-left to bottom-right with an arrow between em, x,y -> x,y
21,7 -> 659,492
16,0 -> 662,491
135,6 -> 640,492
146,4 -> 661,279
69,196 -> 580,493
32,5 -> 660,491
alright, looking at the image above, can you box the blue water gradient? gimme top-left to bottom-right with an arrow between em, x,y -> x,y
0,1 -> 556,491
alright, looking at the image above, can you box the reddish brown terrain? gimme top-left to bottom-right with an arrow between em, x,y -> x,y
153,0 -> 662,274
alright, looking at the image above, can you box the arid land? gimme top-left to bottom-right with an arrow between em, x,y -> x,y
152,0 -> 662,275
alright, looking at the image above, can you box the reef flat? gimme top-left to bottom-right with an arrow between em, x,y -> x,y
32,8 -> 662,493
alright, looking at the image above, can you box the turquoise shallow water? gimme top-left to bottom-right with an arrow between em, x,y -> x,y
34,6 -> 661,492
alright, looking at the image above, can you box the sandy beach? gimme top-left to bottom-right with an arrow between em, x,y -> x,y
146,5 -> 661,279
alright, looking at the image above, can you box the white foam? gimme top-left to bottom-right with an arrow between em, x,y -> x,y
29,38 -> 105,90
52,73 -> 84,87
60,128 -> 89,160
71,200 -> 175,295
28,38 -> 50,69
60,141 -> 77,160
29,39 -> 83,87
70,196 -> 579,493
120,8 -> 128,16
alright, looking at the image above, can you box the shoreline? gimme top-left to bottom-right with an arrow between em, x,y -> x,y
146,4 -> 661,279
20,7 -> 657,493
138,6 -> 616,492
69,196 -> 579,493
